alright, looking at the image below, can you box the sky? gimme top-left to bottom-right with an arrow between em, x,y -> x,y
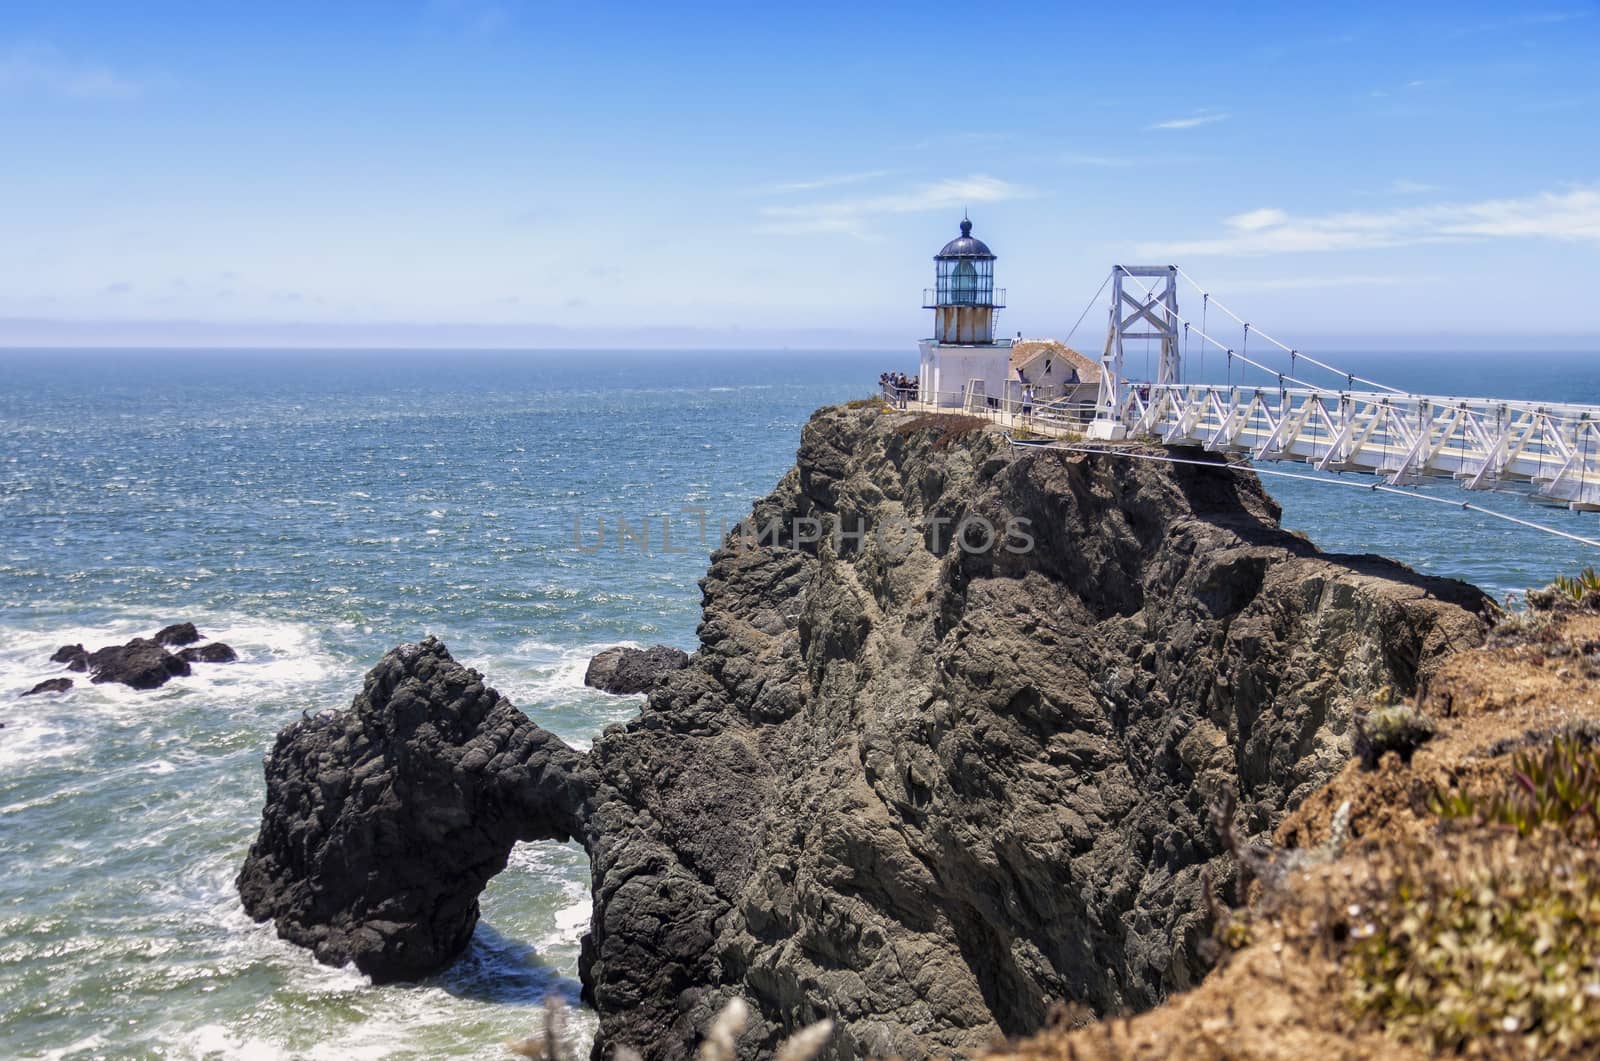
0,0 -> 1597,349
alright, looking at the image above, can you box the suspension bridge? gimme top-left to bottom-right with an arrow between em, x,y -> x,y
894,264 -> 1600,516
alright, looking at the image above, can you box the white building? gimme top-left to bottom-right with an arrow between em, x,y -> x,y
1009,338 -> 1101,406
917,218 -> 1012,408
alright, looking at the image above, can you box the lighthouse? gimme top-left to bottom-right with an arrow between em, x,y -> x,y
917,217 -> 1012,408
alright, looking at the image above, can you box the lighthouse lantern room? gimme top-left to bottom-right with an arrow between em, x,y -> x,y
918,218 -> 1012,408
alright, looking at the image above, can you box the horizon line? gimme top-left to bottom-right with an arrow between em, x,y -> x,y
4,340 -> 1600,355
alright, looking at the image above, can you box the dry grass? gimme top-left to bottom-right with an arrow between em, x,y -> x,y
892,413 -> 989,451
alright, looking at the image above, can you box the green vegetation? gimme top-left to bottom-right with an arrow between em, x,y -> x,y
1343,732 -> 1600,1056
844,396 -> 888,411
1491,601 -> 1560,645
1551,567 -> 1600,606
1343,832 -> 1600,1057
1434,734 -> 1600,840
1354,705 -> 1436,770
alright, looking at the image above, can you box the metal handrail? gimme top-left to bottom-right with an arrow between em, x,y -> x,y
879,382 -> 918,408
874,380 -> 1100,433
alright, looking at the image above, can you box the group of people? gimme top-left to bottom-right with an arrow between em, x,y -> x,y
879,371 -> 919,409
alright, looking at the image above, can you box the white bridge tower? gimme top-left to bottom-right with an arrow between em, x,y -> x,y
1089,265 -> 1179,440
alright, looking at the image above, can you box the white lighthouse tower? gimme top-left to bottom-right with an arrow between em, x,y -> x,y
917,217 -> 1011,408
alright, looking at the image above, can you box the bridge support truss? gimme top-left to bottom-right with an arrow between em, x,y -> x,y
1112,384 -> 1600,509
1090,265 -> 1179,440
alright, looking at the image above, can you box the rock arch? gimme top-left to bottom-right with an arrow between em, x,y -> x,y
237,637 -> 591,984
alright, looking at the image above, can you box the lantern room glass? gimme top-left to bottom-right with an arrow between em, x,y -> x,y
935,257 -> 994,305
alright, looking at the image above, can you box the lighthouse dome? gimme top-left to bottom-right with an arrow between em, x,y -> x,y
935,218 -> 994,259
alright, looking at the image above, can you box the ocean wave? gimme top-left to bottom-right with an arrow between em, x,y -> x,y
1,611 -> 622,1059
0,612 -> 345,773
462,639 -> 648,749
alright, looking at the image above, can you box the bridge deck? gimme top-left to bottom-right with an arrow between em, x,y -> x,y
888,383 -> 1600,512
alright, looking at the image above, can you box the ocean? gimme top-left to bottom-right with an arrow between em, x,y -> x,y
2,347 -> 1598,1059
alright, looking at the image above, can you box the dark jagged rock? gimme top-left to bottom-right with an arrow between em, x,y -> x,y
236,636 -> 591,983
51,644 -> 89,672
48,628 -> 227,689
23,677 -> 73,697
568,410 -> 1488,1058
86,638 -> 190,689
583,644 -> 690,695
240,406 -> 1494,1059
154,622 -> 203,647
178,642 -> 238,664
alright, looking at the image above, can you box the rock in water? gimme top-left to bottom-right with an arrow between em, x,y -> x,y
49,628 -> 229,688
50,644 -> 89,672
583,645 -> 689,694
236,636 -> 591,983
22,677 -> 73,697
86,638 -> 190,689
240,406 -> 1495,1059
178,643 -> 238,664
154,622 -> 203,647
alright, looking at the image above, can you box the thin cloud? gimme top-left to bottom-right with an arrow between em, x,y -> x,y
1061,153 -> 1135,167
1227,208 -> 1289,232
1371,78 -> 1445,98
1149,110 -> 1228,130
766,170 -> 890,194
1388,179 -> 1441,194
0,43 -> 140,100
1063,150 -> 1215,168
1138,186 -> 1600,257
1220,274 -> 1440,293
1450,9 -> 1591,36
895,130 -> 1014,153
756,175 -> 1031,237
425,0 -> 519,35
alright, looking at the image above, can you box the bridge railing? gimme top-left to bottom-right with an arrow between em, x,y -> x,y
873,376 -> 1600,508
876,382 -> 1100,435
1110,383 -> 1600,508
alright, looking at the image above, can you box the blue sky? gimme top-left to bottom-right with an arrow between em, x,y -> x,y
1,0 -> 1597,348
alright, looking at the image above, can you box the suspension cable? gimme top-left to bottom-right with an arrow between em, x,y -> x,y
1005,439 -> 1600,550
1173,266 -> 1403,393
1065,271 -> 1111,349
1182,321 -> 1190,386
1117,269 -> 1320,388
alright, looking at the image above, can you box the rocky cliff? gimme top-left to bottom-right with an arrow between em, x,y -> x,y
238,405 -> 1492,1059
